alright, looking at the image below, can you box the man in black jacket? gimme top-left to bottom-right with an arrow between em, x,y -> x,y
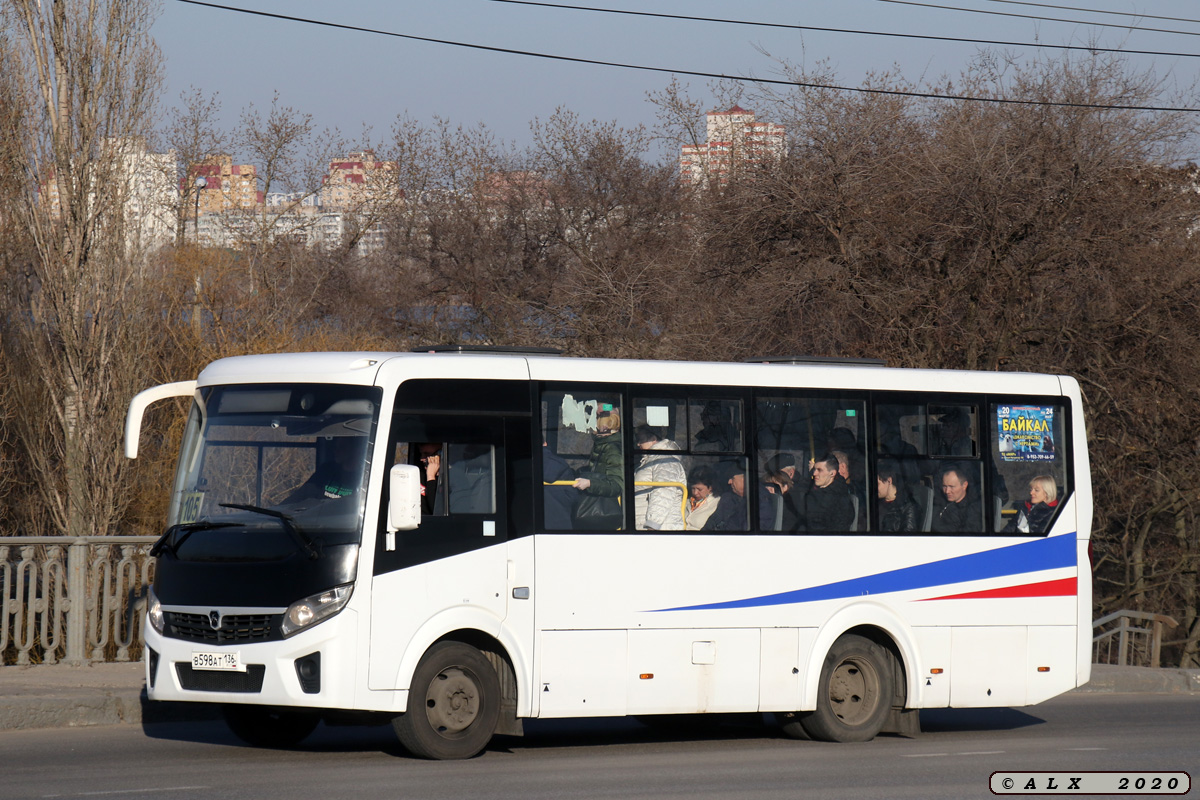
801,454 -> 856,532
932,465 -> 983,532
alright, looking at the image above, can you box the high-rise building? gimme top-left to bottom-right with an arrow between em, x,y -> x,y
39,137 -> 178,256
189,155 -> 261,214
680,105 -> 786,187
110,137 -> 178,255
320,150 -> 397,211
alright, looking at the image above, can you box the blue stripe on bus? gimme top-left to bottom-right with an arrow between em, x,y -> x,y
651,533 -> 1077,612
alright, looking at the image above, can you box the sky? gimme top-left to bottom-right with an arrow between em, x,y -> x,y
151,0 -> 1200,162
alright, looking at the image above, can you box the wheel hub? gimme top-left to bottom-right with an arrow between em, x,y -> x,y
425,667 -> 480,733
829,659 -> 876,725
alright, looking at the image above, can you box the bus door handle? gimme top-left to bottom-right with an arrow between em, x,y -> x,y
512,587 -> 530,600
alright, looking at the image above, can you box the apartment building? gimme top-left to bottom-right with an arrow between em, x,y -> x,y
189,154 -> 262,214
680,105 -> 786,187
320,150 -> 397,211
39,136 -> 178,255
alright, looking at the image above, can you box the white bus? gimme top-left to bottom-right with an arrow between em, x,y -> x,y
125,347 -> 1092,759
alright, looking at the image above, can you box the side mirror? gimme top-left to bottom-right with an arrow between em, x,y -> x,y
388,464 -> 421,535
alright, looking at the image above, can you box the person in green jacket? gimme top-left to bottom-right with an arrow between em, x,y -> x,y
571,406 -> 625,528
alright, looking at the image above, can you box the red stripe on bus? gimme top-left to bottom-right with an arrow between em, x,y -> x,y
920,576 -> 1077,601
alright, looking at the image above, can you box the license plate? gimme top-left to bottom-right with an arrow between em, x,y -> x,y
191,650 -> 245,672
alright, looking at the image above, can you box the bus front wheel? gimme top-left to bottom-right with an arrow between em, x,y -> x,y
393,641 -> 500,760
790,634 -> 893,743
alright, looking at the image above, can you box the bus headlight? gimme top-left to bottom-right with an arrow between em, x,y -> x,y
281,584 -> 353,638
147,588 -> 165,634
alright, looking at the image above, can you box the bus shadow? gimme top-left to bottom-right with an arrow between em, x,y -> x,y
141,718 -> 408,756
917,707 -> 1046,733
491,713 -> 776,753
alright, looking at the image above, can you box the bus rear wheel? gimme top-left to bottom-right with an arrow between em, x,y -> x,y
393,641 -> 500,760
792,634 -> 893,743
223,705 -> 319,748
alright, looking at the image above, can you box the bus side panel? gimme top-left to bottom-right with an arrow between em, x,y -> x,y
950,626 -> 1028,706
1027,626 -> 1078,704
536,629 -> 628,717
367,544 -> 508,693
1064,376 -> 1094,691
501,535 -> 537,719
626,628 -> 760,715
1076,539 -> 1093,689
760,627 -> 804,712
912,627 -> 951,707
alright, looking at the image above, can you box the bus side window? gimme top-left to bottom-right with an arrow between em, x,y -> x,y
541,389 -> 625,531
930,404 -> 978,458
691,399 -> 743,454
756,394 -> 866,533
401,442 -> 496,516
447,444 -> 495,514
991,402 -> 1068,534
632,399 -> 688,531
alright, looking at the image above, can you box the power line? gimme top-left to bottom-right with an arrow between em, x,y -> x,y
982,0 -> 1200,27
172,0 -> 1200,112
872,0 -> 1200,36
483,0 -> 1200,60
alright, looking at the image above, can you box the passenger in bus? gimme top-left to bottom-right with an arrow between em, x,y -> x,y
877,416 -> 922,490
799,454 -> 856,532
694,401 -> 739,453
633,426 -> 686,530
759,453 -> 801,531
932,464 -> 984,532
876,461 -> 920,533
935,409 -> 975,457
1004,475 -> 1059,534
416,442 -> 442,514
826,427 -> 859,457
572,408 -> 623,496
542,440 -> 577,529
831,449 -> 867,530
702,462 -> 748,531
684,465 -> 721,530
286,435 -> 366,503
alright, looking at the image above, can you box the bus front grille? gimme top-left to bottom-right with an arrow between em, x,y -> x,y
165,612 -> 281,644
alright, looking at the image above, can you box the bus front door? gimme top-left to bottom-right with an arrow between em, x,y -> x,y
368,415 -> 511,692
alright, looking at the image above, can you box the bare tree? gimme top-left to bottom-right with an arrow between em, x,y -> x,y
0,0 -> 163,538
163,86 -> 228,246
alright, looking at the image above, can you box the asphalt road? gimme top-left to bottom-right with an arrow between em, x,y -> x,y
2,694 -> 1196,800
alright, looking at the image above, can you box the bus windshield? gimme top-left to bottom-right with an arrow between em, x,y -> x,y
166,383 -> 381,558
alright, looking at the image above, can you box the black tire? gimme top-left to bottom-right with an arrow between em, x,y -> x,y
393,641 -> 500,760
777,711 -> 813,740
797,634 -> 893,743
223,705 -> 319,748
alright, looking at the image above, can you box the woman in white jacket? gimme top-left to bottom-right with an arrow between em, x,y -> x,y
633,426 -> 687,530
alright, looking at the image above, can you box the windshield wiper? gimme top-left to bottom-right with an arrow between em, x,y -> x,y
219,503 -> 321,560
150,520 -> 239,557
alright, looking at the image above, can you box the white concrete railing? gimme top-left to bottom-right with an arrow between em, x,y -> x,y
1,536 -> 156,666
1093,610 -> 1180,669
